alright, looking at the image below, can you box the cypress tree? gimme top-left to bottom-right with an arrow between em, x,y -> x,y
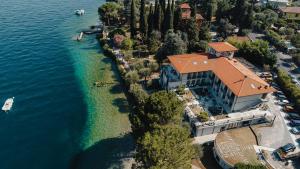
140,0 -> 147,36
162,0 -> 171,34
174,7 -> 182,31
170,0 -> 174,30
147,4 -> 154,40
190,2 -> 196,18
159,0 -> 166,14
154,0 -> 161,31
130,0 -> 137,38
187,18 -> 200,52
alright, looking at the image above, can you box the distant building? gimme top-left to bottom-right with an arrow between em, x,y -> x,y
260,0 -> 290,8
180,3 -> 204,27
279,7 -> 300,20
214,127 -> 265,169
160,42 -> 275,113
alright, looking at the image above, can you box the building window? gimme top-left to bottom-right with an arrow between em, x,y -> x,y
187,81 -> 190,86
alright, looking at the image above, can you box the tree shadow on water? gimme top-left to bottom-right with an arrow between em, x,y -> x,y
112,97 -> 130,113
109,84 -> 123,94
69,133 -> 135,169
101,57 -> 112,64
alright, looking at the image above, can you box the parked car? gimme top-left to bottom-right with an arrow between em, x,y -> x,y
283,105 -> 295,112
275,99 -> 290,106
275,90 -> 284,95
281,143 -> 296,153
290,126 -> 300,134
276,143 -> 297,160
288,121 -> 300,127
277,95 -> 287,100
286,113 -> 300,120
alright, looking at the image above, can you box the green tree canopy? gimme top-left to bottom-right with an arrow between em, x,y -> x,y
148,31 -> 162,54
217,18 -> 235,39
156,30 -> 187,63
121,38 -> 133,50
215,0 -> 233,23
291,33 -> 300,48
128,84 -> 149,137
125,70 -> 139,84
199,22 -> 211,42
98,2 -> 123,26
139,68 -> 151,81
236,40 -> 277,68
137,125 -> 195,169
144,91 -> 184,128
252,9 -> 278,32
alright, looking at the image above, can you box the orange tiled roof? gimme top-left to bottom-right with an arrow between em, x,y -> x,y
208,42 -> 238,52
280,7 -> 300,14
168,54 -> 275,97
180,3 -> 191,9
168,53 -> 212,74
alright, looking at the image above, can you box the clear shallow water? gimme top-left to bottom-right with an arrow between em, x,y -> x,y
0,0 -> 132,169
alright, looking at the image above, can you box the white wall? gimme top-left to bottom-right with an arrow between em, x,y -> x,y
232,94 -> 263,112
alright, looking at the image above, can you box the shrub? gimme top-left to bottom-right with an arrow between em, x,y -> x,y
291,33 -> 300,48
121,38 -> 133,50
125,71 -> 139,84
277,69 -> 300,111
265,30 -> 287,51
177,84 -> 185,95
197,111 -> 209,122
108,28 -> 126,38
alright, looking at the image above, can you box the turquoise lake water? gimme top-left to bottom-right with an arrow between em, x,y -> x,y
0,0 -> 133,169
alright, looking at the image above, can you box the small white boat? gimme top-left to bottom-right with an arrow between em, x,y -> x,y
2,97 -> 14,112
75,9 -> 85,16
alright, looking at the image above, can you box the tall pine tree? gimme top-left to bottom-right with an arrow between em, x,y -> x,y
130,0 -> 137,38
140,0 -> 147,36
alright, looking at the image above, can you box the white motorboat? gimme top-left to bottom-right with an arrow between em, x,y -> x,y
75,9 -> 85,16
2,97 -> 14,112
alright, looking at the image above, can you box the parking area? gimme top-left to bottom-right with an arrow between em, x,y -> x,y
252,84 -> 300,168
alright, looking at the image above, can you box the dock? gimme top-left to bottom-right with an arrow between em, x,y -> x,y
77,32 -> 84,41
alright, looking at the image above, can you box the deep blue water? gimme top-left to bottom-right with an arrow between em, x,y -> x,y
0,0 -> 105,168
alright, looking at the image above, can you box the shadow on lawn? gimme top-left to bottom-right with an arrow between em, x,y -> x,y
69,133 -> 135,169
